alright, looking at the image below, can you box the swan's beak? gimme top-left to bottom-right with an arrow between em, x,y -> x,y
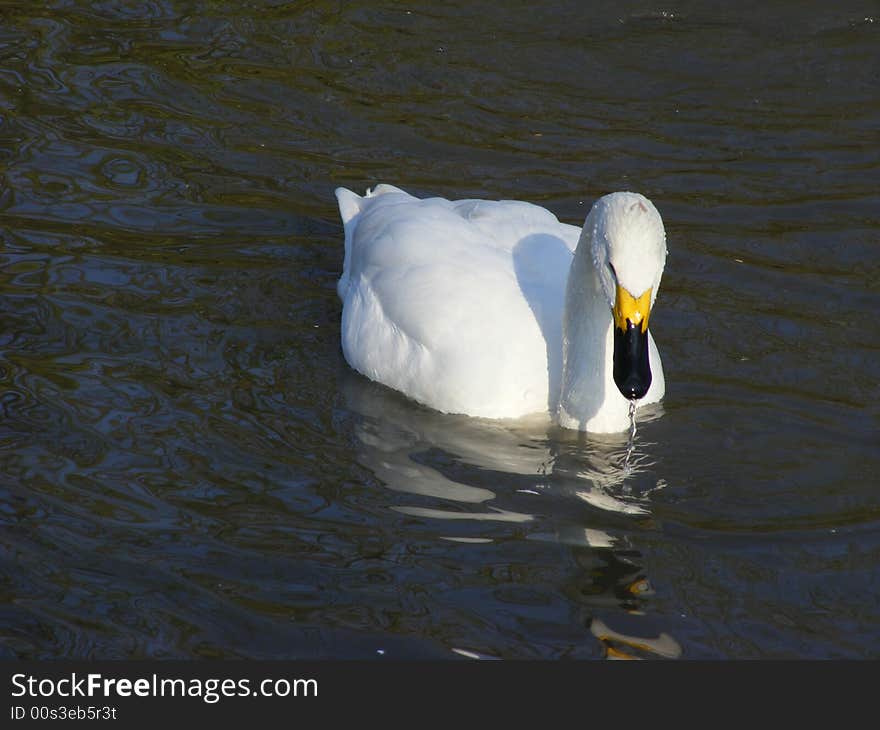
613,285 -> 652,400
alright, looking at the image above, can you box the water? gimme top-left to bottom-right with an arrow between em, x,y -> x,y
624,399 -> 637,472
0,0 -> 878,659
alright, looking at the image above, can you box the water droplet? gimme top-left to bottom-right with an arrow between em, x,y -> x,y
623,399 -> 638,471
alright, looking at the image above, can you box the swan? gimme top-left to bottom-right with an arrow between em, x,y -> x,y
335,184 -> 668,433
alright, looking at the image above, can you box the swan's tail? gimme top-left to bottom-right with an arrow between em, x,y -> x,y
336,184 -> 406,225
335,185 -> 407,300
335,187 -> 362,227
335,187 -> 363,300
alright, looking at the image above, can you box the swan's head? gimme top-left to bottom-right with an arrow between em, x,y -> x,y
588,192 -> 667,401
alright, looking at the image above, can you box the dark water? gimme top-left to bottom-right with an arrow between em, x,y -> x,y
1,0 -> 878,659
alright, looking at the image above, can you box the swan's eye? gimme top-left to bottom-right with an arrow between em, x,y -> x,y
607,261 -> 617,279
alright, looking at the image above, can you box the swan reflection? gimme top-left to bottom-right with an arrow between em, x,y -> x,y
342,371 -> 665,524
341,372 -> 680,659
591,617 -> 682,660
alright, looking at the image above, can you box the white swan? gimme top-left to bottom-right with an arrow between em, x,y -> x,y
335,184 -> 668,433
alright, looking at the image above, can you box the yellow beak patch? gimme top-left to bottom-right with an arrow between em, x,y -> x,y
614,285 -> 652,333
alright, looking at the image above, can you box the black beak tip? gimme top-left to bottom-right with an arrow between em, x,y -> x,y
613,322 -> 652,401
616,376 -> 651,401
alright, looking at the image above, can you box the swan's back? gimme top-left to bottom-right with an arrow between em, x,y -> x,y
336,185 -> 580,418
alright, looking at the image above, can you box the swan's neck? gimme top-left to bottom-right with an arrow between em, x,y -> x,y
557,229 -> 632,433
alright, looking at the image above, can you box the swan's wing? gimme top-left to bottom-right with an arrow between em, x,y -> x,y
450,197 -> 580,254
336,187 -> 578,418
